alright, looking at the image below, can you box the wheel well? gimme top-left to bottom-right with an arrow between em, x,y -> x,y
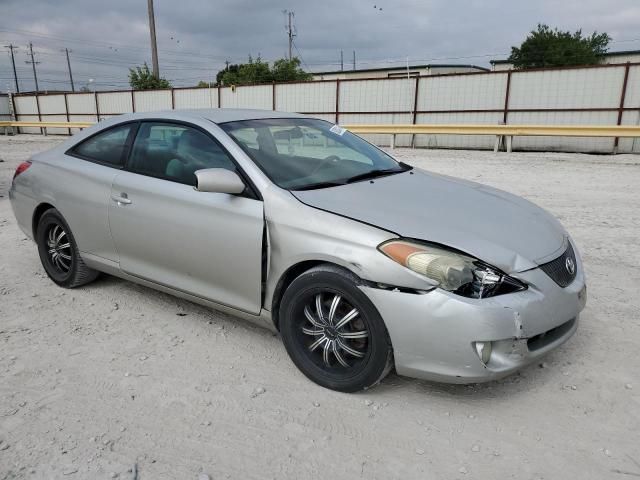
270,260 -> 359,330
32,203 -> 55,238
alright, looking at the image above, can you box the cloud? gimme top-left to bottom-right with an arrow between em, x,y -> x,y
1,0 -> 639,91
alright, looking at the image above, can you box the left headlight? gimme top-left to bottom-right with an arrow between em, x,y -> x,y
378,239 -> 526,299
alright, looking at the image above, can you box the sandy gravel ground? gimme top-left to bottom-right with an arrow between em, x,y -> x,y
1,135 -> 639,480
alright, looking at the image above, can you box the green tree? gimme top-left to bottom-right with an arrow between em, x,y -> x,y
508,24 -> 610,69
128,63 -> 172,90
216,64 -> 239,85
271,57 -> 312,82
217,56 -> 312,86
196,80 -> 214,88
219,56 -> 272,85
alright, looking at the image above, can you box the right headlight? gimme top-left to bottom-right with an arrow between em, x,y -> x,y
378,239 -> 526,299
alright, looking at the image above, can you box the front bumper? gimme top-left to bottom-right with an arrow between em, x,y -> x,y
360,259 -> 586,384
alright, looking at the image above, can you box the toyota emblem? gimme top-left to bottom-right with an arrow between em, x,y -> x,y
565,257 -> 576,275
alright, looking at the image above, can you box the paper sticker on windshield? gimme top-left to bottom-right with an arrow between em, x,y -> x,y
330,124 -> 346,136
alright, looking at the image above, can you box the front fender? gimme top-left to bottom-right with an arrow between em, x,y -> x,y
263,186 -> 438,312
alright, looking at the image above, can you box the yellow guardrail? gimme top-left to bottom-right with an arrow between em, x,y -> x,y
2,121 -> 639,137
344,124 -> 640,137
2,121 -> 639,152
344,124 -> 640,152
0,121 -> 94,129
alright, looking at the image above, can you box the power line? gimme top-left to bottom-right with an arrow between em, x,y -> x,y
1,26 -> 639,68
292,39 -> 310,71
0,27 -> 247,62
3,27 -> 640,89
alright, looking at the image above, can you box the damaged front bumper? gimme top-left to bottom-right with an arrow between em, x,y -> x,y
360,264 -> 586,384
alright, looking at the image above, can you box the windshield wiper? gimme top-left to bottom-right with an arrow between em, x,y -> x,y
344,164 -> 411,184
293,181 -> 346,191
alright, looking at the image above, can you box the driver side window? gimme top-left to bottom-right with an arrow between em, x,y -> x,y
128,122 -> 236,186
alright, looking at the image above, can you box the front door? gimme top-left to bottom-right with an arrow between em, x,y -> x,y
108,121 -> 264,314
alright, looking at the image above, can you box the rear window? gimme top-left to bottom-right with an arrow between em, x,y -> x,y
71,124 -> 133,166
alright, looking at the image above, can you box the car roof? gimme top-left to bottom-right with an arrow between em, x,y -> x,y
47,108 -> 316,155
115,108 -> 309,124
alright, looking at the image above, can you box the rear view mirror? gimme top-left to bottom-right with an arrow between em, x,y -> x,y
273,127 -> 304,140
194,168 -> 245,195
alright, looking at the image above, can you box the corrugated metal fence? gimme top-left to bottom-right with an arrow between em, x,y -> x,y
0,94 -> 10,121
9,62 -> 640,153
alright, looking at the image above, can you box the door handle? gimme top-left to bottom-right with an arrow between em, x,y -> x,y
111,193 -> 132,205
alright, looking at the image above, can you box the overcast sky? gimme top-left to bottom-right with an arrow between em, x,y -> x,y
1,0 -> 639,92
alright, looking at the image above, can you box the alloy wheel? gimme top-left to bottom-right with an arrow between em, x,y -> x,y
300,292 -> 370,369
45,223 -> 72,274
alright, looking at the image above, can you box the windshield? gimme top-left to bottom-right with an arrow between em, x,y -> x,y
220,118 -> 409,190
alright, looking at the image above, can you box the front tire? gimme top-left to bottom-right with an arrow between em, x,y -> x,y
279,265 -> 393,392
36,208 -> 99,288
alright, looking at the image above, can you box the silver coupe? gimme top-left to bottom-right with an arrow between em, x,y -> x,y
9,109 -> 586,392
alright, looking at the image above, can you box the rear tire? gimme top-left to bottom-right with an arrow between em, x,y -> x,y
36,208 -> 99,288
279,265 -> 393,392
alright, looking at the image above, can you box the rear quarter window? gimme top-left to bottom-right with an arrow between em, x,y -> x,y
70,124 -> 133,166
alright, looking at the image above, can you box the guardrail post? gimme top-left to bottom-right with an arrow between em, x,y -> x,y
35,92 -> 43,135
64,93 -> 71,135
503,71 -> 512,125
335,79 -> 340,124
491,71 -> 513,153
8,92 -> 17,135
614,63 -> 631,154
390,134 -> 396,149
272,82 -> 276,111
94,92 -> 100,122
411,76 -> 420,148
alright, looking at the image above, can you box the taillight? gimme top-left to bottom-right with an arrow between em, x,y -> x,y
13,161 -> 32,181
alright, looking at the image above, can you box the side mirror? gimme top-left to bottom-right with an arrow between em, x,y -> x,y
194,168 -> 245,195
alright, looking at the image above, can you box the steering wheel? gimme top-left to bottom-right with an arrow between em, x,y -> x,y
309,155 -> 341,176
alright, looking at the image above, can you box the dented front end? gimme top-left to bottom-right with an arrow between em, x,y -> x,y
263,183 -> 586,384
359,257 -> 586,384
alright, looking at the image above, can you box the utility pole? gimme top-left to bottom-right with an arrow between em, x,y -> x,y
284,10 -> 296,60
352,50 -> 356,70
64,48 -> 75,92
340,50 -> 344,71
4,44 -> 19,92
147,0 -> 160,77
25,42 -> 40,92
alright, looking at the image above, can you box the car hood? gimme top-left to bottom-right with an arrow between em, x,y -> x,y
291,169 -> 567,273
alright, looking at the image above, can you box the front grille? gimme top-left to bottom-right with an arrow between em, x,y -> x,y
539,242 -> 577,287
527,318 -> 576,351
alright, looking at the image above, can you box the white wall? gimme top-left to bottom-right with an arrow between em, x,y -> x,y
11,62 -> 640,153
0,95 -> 10,121
491,52 -> 640,71
312,65 -> 485,80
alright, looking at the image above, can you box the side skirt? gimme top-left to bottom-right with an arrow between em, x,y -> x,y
80,252 -> 277,332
